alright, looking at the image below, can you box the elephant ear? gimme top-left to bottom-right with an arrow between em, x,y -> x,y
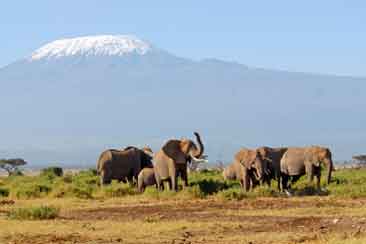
235,149 -> 253,168
305,147 -> 320,167
162,140 -> 182,160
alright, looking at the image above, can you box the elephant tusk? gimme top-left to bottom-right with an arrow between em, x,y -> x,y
191,155 -> 208,163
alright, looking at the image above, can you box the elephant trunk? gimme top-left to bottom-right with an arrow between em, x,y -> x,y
192,132 -> 204,158
325,158 -> 333,184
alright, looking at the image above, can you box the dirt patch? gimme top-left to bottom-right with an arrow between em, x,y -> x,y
4,198 -> 366,244
63,199 -> 366,234
0,200 -> 14,205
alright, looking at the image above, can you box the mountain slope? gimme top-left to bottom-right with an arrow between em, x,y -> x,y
0,35 -> 365,166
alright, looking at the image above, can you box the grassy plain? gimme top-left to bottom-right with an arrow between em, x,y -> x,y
0,168 -> 365,244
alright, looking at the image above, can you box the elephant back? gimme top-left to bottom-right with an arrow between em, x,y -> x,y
280,148 -> 307,175
109,149 -> 141,177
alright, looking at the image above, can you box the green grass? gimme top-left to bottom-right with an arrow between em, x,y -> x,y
0,167 -> 366,200
8,205 -> 60,220
101,180 -> 137,197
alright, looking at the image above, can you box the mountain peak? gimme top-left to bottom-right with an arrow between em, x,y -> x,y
29,35 -> 152,61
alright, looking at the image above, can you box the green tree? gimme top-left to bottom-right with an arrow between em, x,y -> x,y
0,158 -> 27,176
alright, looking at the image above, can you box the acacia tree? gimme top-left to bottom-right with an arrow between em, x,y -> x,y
0,158 -> 27,176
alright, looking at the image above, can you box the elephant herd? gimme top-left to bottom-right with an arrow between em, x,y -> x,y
223,146 -> 333,192
97,132 -> 206,192
96,132 -> 334,193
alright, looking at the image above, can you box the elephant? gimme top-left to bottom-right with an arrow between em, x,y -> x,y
223,161 -> 242,181
97,146 -> 153,185
256,147 -> 288,191
280,146 -> 333,191
137,167 -> 157,192
222,161 -> 259,188
233,148 -> 267,191
153,132 -> 205,191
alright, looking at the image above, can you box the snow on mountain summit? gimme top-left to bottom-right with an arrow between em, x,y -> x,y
29,35 -> 152,61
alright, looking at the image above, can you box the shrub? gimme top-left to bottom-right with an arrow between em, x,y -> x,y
72,170 -> 99,186
9,169 -> 24,176
8,206 -> 59,220
0,187 -> 9,197
41,167 -> 63,177
12,183 -> 52,199
194,179 -> 229,195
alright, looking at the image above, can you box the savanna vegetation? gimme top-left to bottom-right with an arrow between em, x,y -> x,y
0,167 -> 366,243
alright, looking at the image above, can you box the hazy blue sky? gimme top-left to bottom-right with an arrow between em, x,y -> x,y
1,1 -> 365,76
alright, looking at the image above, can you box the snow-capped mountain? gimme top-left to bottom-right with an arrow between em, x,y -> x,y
29,35 -> 153,61
0,35 -> 365,166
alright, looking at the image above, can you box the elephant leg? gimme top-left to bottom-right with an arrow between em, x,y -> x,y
314,167 -> 321,189
276,173 -> 281,191
306,164 -> 314,186
239,179 -> 244,188
171,176 -> 177,191
155,174 -> 163,191
243,170 -> 250,192
100,171 -> 111,185
169,166 -> 177,191
181,169 -> 189,189
281,174 -> 289,191
266,177 -> 271,188
167,179 -> 172,191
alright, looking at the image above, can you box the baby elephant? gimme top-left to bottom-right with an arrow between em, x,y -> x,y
138,167 -> 157,192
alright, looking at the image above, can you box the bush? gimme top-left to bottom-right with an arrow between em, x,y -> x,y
12,183 -> 52,199
41,167 -> 63,177
8,206 -> 59,220
192,179 -> 228,195
0,187 -> 9,197
9,169 -> 24,176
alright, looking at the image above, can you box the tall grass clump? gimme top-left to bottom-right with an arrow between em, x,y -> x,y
8,205 -> 59,220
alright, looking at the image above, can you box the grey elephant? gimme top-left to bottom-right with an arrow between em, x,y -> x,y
256,147 -> 288,191
137,167 -> 157,192
280,146 -> 333,190
223,161 -> 258,188
153,132 -> 205,191
233,148 -> 267,191
97,146 -> 153,185
223,162 -> 242,181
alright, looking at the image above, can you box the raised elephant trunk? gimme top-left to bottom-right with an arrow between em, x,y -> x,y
192,132 -> 204,158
